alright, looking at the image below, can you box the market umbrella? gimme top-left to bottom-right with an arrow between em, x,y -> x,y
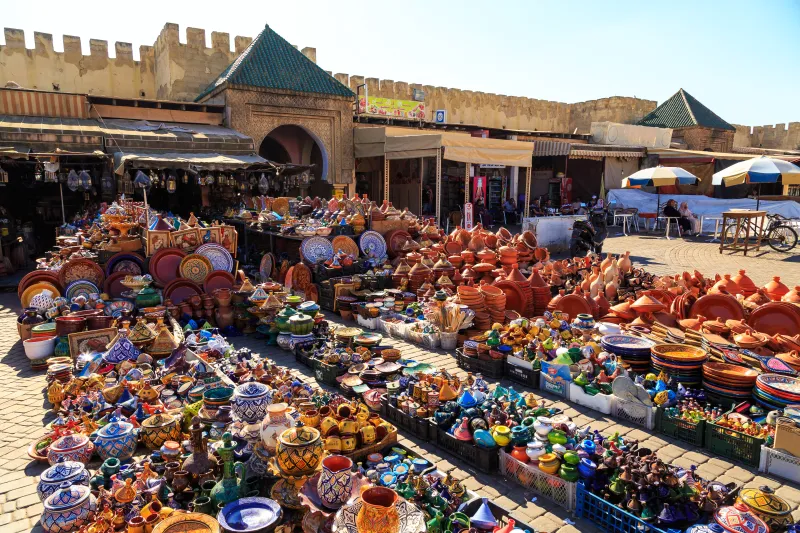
712,156 -> 800,210
622,166 -> 698,212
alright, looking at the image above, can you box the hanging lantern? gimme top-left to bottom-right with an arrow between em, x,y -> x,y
79,170 -> 92,191
258,173 -> 269,194
43,161 -> 59,182
239,181 -> 248,193
66,169 -> 80,191
134,170 -> 152,190
101,171 -> 114,194
34,165 -> 44,182
167,173 -> 177,193
121,171 -> 134,195
182,172 -> 189,184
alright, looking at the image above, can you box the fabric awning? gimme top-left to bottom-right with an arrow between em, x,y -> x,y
0,115 -> 104,153
114,151 -> 267,175
570,149 -> 645,160
532,140 -> 572,157
353,126 -> 533,167
101,119 -> 257,155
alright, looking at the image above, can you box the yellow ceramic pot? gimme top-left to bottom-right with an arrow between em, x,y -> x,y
359,425 -> 376,446
325,436 -> 342,453
276,425 -> 324,476
491,425 -> 512,447
320,416 -> 339,436
538,453 -> 560,475
339,418 -> 358,434
140,413 -> 181,450
356,487 -> 400,533
340,433 -> 357,452
301,410 -> 320,428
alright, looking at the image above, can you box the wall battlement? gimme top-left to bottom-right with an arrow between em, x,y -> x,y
734,122 -> 800,151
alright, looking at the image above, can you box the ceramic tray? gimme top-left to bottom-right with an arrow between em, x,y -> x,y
196,243 -> 234,273
217,497 -> 282,533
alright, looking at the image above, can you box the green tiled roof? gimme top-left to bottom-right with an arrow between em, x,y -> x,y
637,88 -> 734,131
196,24 -> 354,101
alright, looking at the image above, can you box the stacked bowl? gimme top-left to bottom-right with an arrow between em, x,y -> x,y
479,285 -> 507,325
529,268 -> 552,317
703,362 -> 759,404
650,344 -> 708,387
754,374 -> 800,410
600,334 -> 655,374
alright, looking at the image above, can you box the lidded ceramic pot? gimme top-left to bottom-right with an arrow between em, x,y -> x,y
140,412 -> 181,450
42,482 -> 96,533
47,433 -> 94,466
232,381 -> 271,424
37,458 -> 90,502
94,421 -> 138,461
736,486 -> 792,531
260,403 -> 293,454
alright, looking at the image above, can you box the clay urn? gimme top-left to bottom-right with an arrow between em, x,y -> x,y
763,276 -> 789,301
618,251 -> 633,274
600,253 -> 613,273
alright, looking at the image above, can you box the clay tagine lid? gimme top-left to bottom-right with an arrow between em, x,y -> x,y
630,295 -> 665,314
763,276 -> 789,300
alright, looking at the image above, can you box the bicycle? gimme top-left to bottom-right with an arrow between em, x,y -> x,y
723,213 -> 798,253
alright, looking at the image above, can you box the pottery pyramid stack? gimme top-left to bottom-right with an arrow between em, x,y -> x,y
528,268 -> 551,317
479,284 -> 507,325
458,286 -> 490,330
507,265 -> 535,318
407,262 -> 431,293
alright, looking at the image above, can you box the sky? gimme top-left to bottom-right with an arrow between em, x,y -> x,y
2,0 -> 799,127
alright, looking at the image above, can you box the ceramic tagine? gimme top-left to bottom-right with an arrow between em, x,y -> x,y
47,433 -> 94,466
232,381 -> 271,424
41,482 -> 96,533
37,458 -> 90,502
736,486 -> 792,531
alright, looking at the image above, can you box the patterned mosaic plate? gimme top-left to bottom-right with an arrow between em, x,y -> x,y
65,280 -> 100,301
359,230 -> 387,258
332,499 -> 424,533
104,299 -> 134,317
105,252 -> 145,277
196,243 -> 234,273
179,254 -> 214,284
600,334 -> 655,353
756,374 -> 800,397
300,236 -> 334,265
217,497 -> 282,533
332,235 -> 359,257
259,252 -> 275,280
59,258 -> 105,288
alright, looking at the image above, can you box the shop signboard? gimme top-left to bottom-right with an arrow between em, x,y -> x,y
358,96 -> 426,120
464,202 -> 474,230
472,175 -> 487,205
435,110 -> 447,123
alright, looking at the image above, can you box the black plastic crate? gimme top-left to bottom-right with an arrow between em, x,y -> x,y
455,349 -> 504,379
504,361 -> 540,389
434,427 -> 499,474
314,361 -> 347,386
655,407 -> 705,447
379,402 -> 434,442
319,294 -> 335,312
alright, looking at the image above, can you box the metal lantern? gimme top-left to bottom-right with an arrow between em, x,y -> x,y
167,173 -> 177,193
182,172 -> 189,184
66,169 -> 80,191
0,166 -> 8,184
101,171 -> 114,194
258,173 -> 269,194
34,165 -> 44,182
79,170 -> 92,191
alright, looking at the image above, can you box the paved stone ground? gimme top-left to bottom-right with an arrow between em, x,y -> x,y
2,239 -> 800,532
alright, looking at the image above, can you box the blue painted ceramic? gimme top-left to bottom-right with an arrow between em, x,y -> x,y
94,421 -> 137,461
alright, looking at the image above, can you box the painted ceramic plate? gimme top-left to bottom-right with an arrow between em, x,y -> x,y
359,230 -> 387,258
105,252 -> 145,277
152,512 -> 220,533
149,248 -> 187,287
18,270 -> 62,300
103,271 -> 130,299
20,282 -> 60,308
332,499 -> 424,533
601,334 -> 655,352
196,243 -> 234,273
58,258 -> 105,288
217,497 -> 281,533
384,229 -> 412,258
300,236 -> 334,265
284,266 -> 294,291
292,263 -> 313,292
332,235 -> 360,258
163,279 -> 203,304
259,252 -> 275,281
64,280 -> 100,301
756,374 -> 800,397
103,299 -> 134,317
179,254 -> 213,284
203,271 -> 235,295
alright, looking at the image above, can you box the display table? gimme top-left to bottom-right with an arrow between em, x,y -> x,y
522,214 -> 585,252
719,210 -> 766,256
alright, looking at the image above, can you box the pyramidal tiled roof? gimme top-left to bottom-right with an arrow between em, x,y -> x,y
637,88 -> 735,131
196,24 -> 354,101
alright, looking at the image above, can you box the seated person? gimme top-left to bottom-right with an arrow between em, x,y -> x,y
503,198 -> 517,222
530,198 -> 545,217
679,201 -> 701,234
664,199 -> 692,234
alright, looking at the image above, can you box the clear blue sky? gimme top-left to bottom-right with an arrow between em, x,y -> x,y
3,0 -> 799,126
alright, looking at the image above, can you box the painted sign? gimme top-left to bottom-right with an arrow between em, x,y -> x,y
464,202 -> 474,230
358,96 -> 426,120
435,109 -> 447,123
472,176 -> 487,206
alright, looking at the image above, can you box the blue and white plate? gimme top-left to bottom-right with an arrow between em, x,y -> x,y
301,236 -> 334,264
196,243 -> 234,272
359,230 -> 387,259
65,280 -> 99,302
217,497 -> 282,533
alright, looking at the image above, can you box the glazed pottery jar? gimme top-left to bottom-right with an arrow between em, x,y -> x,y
357,487 -> 400,533
533,416 -> 552,438
715,503 -> 768,533
261,403 -> 293,454
37,458 -> 90,502
94,421 -> 138,461
526,441 -> 546,462
275,424 -> 324,476
140,412 -> 181,450
42,482 -> 96,533
318,455 -> 354,508
491,425 -> 512,447
210,434 -> 241,507
289,313 -> 314,335
510,445 -> 529,463
31,289 -> 56,311
737,486 -> 792,531
47,433 -> 94,466
537,453 -> 560,475
182,417 -> 219,483
232,381 -> 271,424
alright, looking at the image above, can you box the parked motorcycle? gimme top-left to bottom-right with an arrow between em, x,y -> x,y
569,211 -> 608,257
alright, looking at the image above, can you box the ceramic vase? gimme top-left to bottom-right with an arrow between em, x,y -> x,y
526,441 -> 545,463
37,458 -> 90,502
317,455 -> 353,508
275,424 -> 324,476
181,418 -> 218,484
94,421 -> 138,461
260,403 -> 292,455
41,482 -> 96,533
356,487 -> 400,533
210,434 -> 240,507
232,381 -> 270,424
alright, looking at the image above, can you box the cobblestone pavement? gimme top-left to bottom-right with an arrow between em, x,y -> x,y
2,287 -> 800,532
602,233 -> 800,287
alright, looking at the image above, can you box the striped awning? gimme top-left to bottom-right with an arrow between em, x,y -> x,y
570,149 -> 645,160
533,140 -> 572,157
